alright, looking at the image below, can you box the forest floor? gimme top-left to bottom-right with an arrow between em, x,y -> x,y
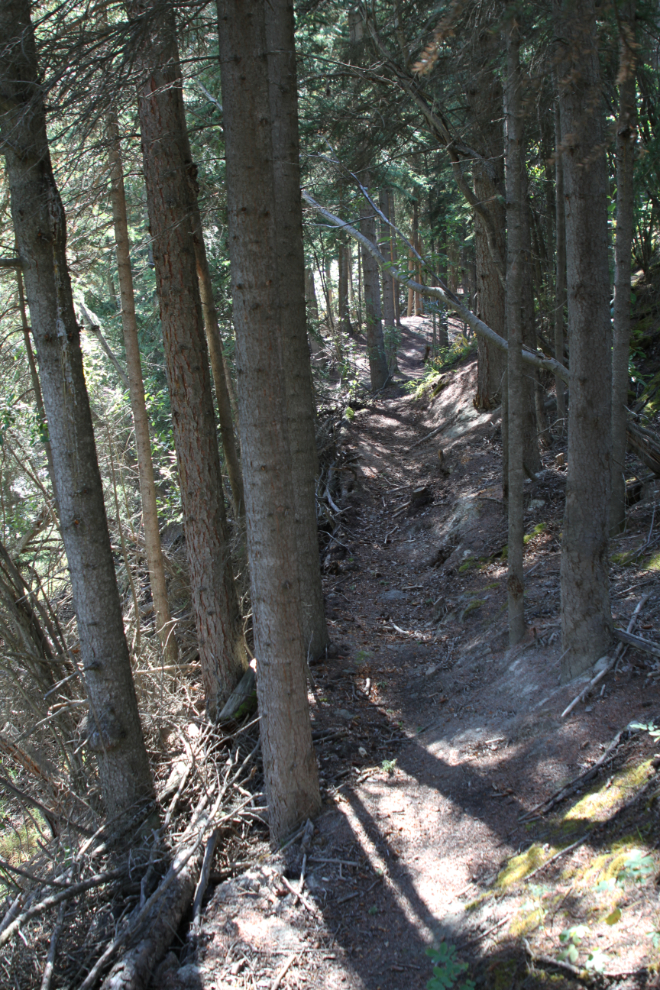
157,321 -> 660,990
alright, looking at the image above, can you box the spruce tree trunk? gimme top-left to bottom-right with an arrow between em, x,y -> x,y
505,18 -> 526,646
0,0 -> 154,820
129,0 -> 247,718
388,191 -> 402,327
217,0 -> 321,842
554,99 -> 567,430
610,3 -> 637,535
106,114 -> 178,664
360,182 -> 389,390
305,268 -> 319,322
556,0 -> 612,680
263,0 -> 328,660
379,189 -> 398,373
468,41 -> 507,410
338,243 -> 351,336
521,185 -> 542,476
188,194 -> 245,520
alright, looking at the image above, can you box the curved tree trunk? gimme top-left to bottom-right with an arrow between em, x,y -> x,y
610,2 -> 637,535
129,0 -> 247,719
106,114 -> 178,664
556,0 -> 612,681
0,0 -> 154,821
217,0 -> 321,843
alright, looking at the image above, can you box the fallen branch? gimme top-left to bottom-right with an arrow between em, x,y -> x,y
409,416 -> 458,449
0,870 -> 123,948
272,953 -> 297,990
561,595 -> 650,718
524,940 -> 590,983
40,901 -> 65,990
302,190 -> 568,384
523,835 -> 589,881
0,855 -> 72,888
520,724 -> 636,822
612,626 -> 660,659
0,773 -> 93,836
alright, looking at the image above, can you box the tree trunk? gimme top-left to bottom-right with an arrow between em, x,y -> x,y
188,191 -> 245,520
468,39 -> 507,411
521,185 -> 542,475
504,17 -> 526,646
554,98 -> 567,431
264,0 -> 329,660
610,2 -> 637,535
106,114 -> 178,664
0,0 -> 154,820
338,242 -> 351,336
129,0 -> 247,718
16,269 -> 57,496
217,0 -> 321,842
360,182 -> 389,390
556,0 -> 612,681
379,189 -> 398,373
388,191 -> 402,327
304,268 -> 319,322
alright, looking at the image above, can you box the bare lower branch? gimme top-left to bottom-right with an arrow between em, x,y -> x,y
302,190 -> 568,384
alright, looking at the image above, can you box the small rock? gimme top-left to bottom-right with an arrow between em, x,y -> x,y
585,706 -> 593,713
358,746 -> 367,757
381,588 -> 406,601
425,664 -> 438,677
337,709 -> 356,721
528,498 -> 545,510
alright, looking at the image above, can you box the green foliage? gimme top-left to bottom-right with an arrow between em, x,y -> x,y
381,758 -> 397,774
557,924 -> 588,964
425,943 -> 475,990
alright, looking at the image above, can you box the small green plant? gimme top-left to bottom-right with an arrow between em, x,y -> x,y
368,905 -> 378,915
558,925 -> 588,964
617,848 -> 654,883
585,949 -> 608,973
381,758 -> 397,774
426,943 -> 475,990
344,406 -> 355,421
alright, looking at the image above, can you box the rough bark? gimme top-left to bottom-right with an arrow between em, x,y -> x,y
16,269 -> 57,494
505,19 -> 526,646
610,3 -> 637,535
554,99 -> 567,430
388,191 -> 402,327
338,242 -> 351,336
556,0 -> 612,680
263,0 -> 329,660
129,0 -> 247,718
189,192 -> 245,520
521,187 -> 542,475
217,0 -> 321,842
359,182 -> 389,390
106,114 -> 178,664
467,35 -> 507,410
0,0 -> 154,819
305,268 -> 319,322
378,188 -> 398,373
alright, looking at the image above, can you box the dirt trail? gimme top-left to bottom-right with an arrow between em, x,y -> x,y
158,322 -> 660,990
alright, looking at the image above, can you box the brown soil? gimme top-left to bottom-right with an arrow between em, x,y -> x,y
157,320 -> 660,990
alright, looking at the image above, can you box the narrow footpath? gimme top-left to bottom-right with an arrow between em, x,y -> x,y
158,320 -> 660,990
